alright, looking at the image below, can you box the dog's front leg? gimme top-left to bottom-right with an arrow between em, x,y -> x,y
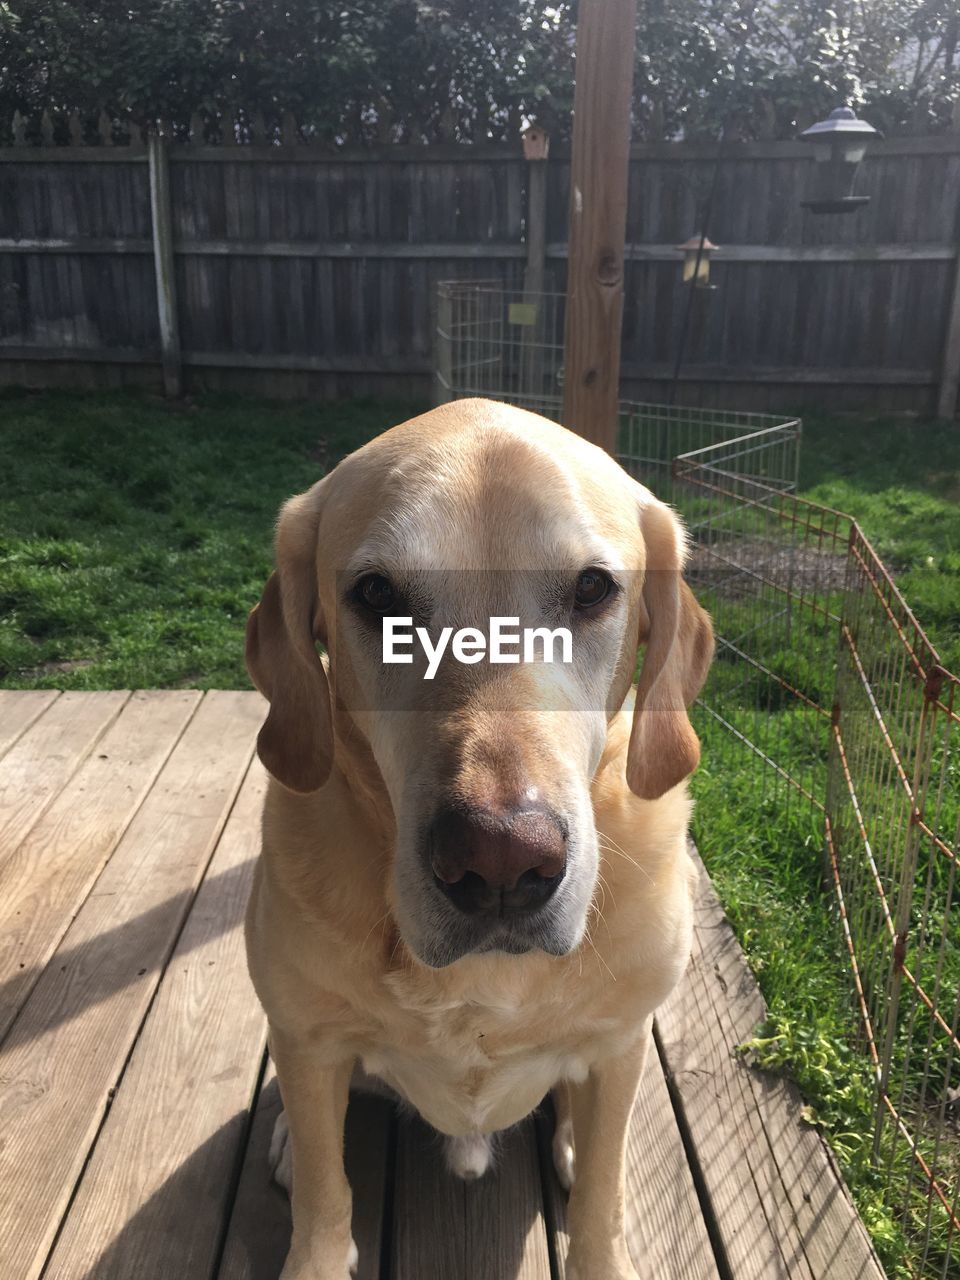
270,1028 -> 356,1280
564,1019 -> 651,1280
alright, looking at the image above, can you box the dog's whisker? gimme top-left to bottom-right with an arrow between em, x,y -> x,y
588,879 -> 613,940
360,910 -> 393,952
584,933 -> 617,983
388,931 -> 406,967
597,829 -> 640,864
592,875 -> 608,921
591,873 -> 617,948
597,832 -> 655,885
593,867 -> 618,914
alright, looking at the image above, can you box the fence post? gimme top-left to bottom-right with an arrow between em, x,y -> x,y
937,247 -> 960,419
148,133 -> 182,398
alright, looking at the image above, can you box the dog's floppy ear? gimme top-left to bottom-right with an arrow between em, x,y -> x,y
626,498 -> 714,800
246,485 -> 333,793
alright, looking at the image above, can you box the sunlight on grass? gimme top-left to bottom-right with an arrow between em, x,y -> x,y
0,388 -> 423,689
800,415 -> 960,670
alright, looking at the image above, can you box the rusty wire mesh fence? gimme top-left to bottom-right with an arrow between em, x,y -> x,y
678,444 -> 960,1278
437,280 -> 960,1277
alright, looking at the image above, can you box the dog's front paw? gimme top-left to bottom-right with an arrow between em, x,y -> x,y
567,1263 -> 642,1280
443,1132 -> 493,1180
269,1109 -> 293,1193
552,1115 -> 576,1190
566,1244 -> 642,1280
279,1236 -> 358,1279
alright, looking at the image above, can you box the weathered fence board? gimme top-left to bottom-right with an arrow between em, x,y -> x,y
1,137 -> 959,411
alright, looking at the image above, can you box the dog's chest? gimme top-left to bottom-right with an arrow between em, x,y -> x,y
358,983 -> 627,1136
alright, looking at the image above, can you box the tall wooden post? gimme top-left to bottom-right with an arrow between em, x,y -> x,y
562,0 -> 639,451
148,133 -> 182,399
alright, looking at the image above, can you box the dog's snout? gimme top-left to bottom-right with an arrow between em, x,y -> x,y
430,804 -> 567,916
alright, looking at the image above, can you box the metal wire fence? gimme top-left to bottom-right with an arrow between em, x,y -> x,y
679,446 -> 960,1280
436,280 -> 960,1278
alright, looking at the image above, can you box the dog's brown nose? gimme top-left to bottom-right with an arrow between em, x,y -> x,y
430,804 -> 567,916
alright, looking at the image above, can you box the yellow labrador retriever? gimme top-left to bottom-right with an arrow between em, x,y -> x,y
244,399 -> 713,1280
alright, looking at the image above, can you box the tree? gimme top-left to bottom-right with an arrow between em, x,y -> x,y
0,0 -> 956,145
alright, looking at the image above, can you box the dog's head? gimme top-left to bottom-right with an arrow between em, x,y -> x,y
246,401 -> 712,967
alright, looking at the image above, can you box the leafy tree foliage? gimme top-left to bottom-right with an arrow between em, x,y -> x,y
1,0 -> 957,144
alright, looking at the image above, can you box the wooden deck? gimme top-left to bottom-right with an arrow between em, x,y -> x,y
0,689 -> 886,1280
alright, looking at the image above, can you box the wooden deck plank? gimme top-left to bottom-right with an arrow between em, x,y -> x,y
217,1067 -> 394,1280
0,692 -> 887,1280
0,690 -> 60,759
43,755 -> 269,1280
0,689 -> 201,1041
655,851 -> 885,1280
544,1049 -> 721,1280
342,1092 -> 395,1280
0,690 -> 129,859
392,1114 -> 552,1280
745,1074 -> 885,1280
0,690 -> 262,1280
681,850 -> 885,1280
216,1059 -> 289,1280
655,860 -> 814,1280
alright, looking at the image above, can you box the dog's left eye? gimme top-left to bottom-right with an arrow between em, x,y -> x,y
574,568 -> 613,610
355,573 -> 397,614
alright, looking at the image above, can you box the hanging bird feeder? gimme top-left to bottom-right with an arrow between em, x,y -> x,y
676,235 -> 718,288
799,106 -> 879,214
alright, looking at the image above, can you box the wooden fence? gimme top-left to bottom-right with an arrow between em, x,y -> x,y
2,131 -> 960,414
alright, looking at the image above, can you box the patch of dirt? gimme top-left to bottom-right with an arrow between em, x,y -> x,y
24,658 -> 95,677
689,537 -> 849,598
307,437 -> 330,466
924,472 -> 960,504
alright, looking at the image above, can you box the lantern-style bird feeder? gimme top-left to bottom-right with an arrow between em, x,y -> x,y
799,106 -> 879,214
676,234 -> 718,288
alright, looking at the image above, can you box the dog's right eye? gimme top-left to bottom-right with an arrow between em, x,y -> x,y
355,573 -> 396,614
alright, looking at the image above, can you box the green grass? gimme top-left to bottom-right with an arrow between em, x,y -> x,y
800,414 -> 960,670
0,388 -> 421,689
2,393 -> 956,690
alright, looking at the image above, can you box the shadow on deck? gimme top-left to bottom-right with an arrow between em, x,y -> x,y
0,690 -> 885,1280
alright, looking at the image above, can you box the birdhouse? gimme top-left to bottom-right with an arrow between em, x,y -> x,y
521,123 -> 550,162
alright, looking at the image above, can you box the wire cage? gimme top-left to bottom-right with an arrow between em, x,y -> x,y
681,454 -> 960,1280
436,279 -> 960,1278
434,280 -> 801,505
